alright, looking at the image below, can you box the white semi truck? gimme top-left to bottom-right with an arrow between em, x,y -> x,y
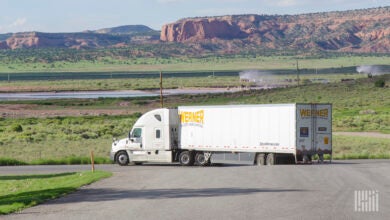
110,103 -> 332,166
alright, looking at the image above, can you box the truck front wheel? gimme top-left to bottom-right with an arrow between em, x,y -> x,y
116,151 -> 129,166
179,151 -> 194,166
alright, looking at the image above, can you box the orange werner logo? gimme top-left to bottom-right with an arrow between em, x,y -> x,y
300,108 -> 329,118
180,110 -> 204,125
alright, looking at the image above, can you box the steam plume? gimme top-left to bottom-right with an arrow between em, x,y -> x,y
239,70 -> 275,85
356,65 -> 389,76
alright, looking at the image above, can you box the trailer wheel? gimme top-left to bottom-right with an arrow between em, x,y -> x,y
116,151 -> 129,166
255,153 -> 265,166
195,152 -> 209,166
266,153 -> 275,165
302,155 -> 309,164
179,151 -> 194,166
318,154 -> 324,164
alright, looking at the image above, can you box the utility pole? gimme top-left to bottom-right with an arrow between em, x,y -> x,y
7,73 -> 10,83
160,71 -> 163,108
296,60 -> 300,87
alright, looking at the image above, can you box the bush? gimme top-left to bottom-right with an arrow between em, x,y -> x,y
0,158 -> 28,166
374,79 -> 385,88
10,124 -> 23,132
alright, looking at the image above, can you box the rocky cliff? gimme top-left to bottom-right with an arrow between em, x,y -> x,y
0,25 -> 158,50
1,32 -> 128,49
0,7 -> 388,53
161,7 -> 390,53
161,17 -> 248,42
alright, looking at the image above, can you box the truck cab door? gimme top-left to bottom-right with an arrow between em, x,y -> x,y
145,127 -> 172,163
128,127 -> 148,161
128,127 -> 143,149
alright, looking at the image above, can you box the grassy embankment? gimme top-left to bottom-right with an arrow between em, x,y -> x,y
0,74 -> 389,163
0,73 -> 367,92
0,171 -> 112,214
1,55 -> 389,73
2,54 -> 385,92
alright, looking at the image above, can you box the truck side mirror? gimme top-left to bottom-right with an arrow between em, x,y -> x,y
128,132 -> 132,139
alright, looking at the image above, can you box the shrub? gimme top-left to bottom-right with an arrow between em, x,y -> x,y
374,79 -> 385,88
11,124 -> 23,132
0,158 -> 28,166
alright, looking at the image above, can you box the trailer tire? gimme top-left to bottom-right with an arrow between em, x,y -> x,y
318,154 -> 324,164
302,155 -> 309,164
266,153 -> 275,165
255,153 -> 265,166
195,152 -> 209,166
116,151 -> 129,166
179,151 -> 194,166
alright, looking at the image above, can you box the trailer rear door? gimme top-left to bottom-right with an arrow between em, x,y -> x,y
296,104 -> 332,158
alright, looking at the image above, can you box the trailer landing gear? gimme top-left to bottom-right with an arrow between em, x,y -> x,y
266,153 -> 275,165
255,153 -> 265,166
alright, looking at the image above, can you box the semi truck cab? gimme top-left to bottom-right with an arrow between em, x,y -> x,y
110,108 -> 179,165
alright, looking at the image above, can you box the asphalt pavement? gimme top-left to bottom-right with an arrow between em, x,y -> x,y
1,160 -> 389,220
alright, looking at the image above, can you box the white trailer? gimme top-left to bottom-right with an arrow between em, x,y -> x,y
110,103 -> 332,166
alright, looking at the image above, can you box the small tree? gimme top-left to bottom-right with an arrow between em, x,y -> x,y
11,124 -> 23,132
374,79 -> 385,88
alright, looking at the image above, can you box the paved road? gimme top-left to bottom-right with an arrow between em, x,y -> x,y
1,160 -> 390,220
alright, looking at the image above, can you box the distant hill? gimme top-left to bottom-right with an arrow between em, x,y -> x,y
0,7 -> 389,54
91,25 -> 156,35
0,25 -> 159,50
0,33 -> 12,41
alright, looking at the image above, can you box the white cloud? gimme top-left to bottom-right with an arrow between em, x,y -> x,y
9,18 -> 27,28
275,0 -> 299,7
157,0 -> 184,3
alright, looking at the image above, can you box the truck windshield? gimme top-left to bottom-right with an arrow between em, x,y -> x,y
132,128 -> 142,138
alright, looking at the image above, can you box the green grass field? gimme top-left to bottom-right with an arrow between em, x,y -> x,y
0,75 -> 389,162
332,135 -> 390,159
0,171 -> 111,214
0,73 -> 368,92
1,55 -> 389,73
0,115 -> 138,162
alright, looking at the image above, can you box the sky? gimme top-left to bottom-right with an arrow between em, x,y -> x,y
0,0 -> 389,34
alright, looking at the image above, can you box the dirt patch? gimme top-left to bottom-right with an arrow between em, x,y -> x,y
0,104 -> 140,118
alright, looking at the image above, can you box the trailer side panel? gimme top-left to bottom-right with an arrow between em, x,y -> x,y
178,104 -> 296,154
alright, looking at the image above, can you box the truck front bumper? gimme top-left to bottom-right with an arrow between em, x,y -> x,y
110,151 -> 116,162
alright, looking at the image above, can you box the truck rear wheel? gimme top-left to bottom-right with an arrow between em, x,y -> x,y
255,153 -> 265,166
266,153 -> 275,165
179,151 -> 194,166
195,152 -> 209,166
116,151 -> 129,166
